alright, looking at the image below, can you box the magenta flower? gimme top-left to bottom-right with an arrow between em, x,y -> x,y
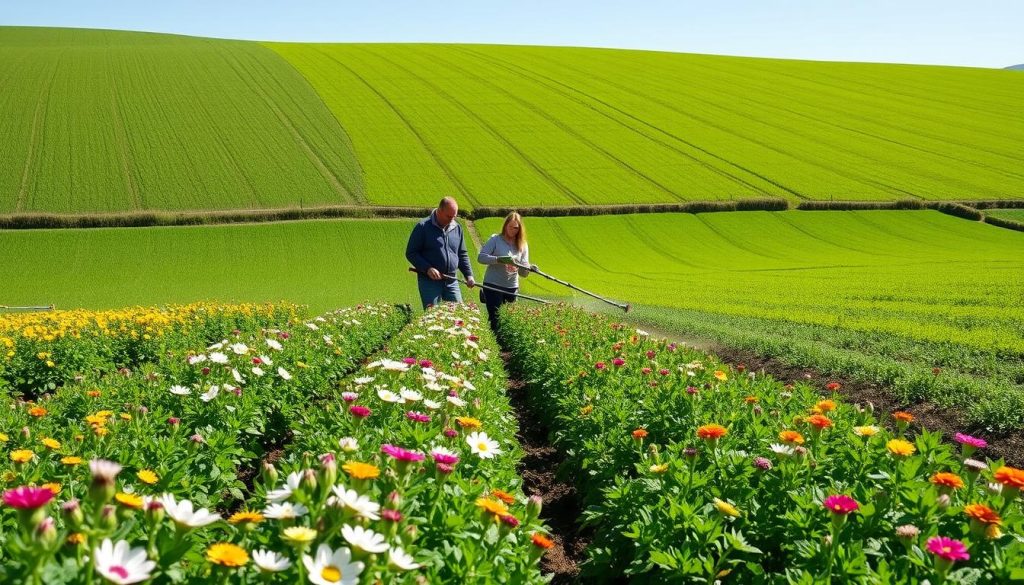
753,457 -> 772,470
612,358 -> 625,367
500,514 -> 520,527
927,536 -> 970,561
660,369 -> 671,377
686,385 -> 698,394
382,508 -> 402,522
436,462 -> 454,474
381,444 -> 424,462
349,405 -> 371,418
419,359 -> 433,369
594,362 -> 606,370
823,494 -> 859,515
406,411 -> 431,423
443,427 -> 458,438
2,486 -> 54,510
954,433 -> 986,449
402,357 -> 417,365
341,392 -> 358,402
646,350 -> 656,360
432,452 -> 459,465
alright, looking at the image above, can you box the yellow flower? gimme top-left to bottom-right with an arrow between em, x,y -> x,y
61,456 -> 83,465
0,433 -> 8,442
887,439 -> 916,457
67,533 -> 86,545
342,462 -> 380,480
28,406 -> 47,417
580,404 -> 594,416
206,543 -> 249,567
119,413 -> 132,421
42,482 -> 61,495
95,411 -> 114,418
11,449 -> 34,463
475,497 -> 510,518
282,526 -> 317,544
713,497 -> 741,518
85,415 -> 107,425
94,426 -> 109,437
41,438 -> 61,450
456,416 -> 482,429
115,492 -> 144,510
650,463 -> 669,474
853,425 -> 879,437
713,370 -> 728,381
137,470 -> 158,485
228,511 -> 265,525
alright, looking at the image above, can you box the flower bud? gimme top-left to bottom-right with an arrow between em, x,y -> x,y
261,462 -> 279,487
100,505 -> 118,531
145,499 -> 165,524
936,494 -> 951,509
302,468 -> 318,495
21,426 -> 31,440
62,499 -> 84,529
319,454 -> 337,489
35,517 -> 57,546
526,495 -> 544,523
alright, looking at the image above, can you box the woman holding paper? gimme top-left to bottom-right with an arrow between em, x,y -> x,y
477,212 -> 535,331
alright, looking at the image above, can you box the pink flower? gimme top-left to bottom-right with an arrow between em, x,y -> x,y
500,514 -> 520,527
403,357 -> 417,365
823,494 -> 859,515
349,405 -> 371,418
443,428 -> 458,438
954,433 -> 986,449
468,335 -> 479,342
406,411 -> 431,423
436,462 -> 454,474
167,417 -> 180,426
646,351 -> 656,360
927,536 -> 970,561
382,508 -> 402,522
381,444 -> 424,462
612,358 -> 625,367
659,369 -> 671,377
431,451 -> 459,465
419,359 -> 433,368
2,486 -> 54,509
594,362 -> 606,370
642,367 -> 652,375
341,392 -> 358,402
686,386 -> 698,394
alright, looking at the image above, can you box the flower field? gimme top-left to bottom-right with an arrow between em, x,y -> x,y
0,302 -> 556,583
501,304 -> 1024,583
479,211 -> 1024,432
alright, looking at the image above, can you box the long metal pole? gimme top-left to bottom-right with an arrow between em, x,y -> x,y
508,261 -> 630,312
407,268 -> 550,304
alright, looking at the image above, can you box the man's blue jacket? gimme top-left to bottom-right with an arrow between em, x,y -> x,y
405,212 -> 474,280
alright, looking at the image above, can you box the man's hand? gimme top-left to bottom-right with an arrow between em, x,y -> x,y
466,276 -> 476,288
427,268 -> 442,281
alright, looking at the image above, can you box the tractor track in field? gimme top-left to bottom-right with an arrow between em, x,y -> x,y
313,48 -> 479,208
356,46 -> 588,207
16,51 -> 61,212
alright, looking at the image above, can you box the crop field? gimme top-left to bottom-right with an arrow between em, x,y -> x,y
3,27 -> 1023,212
477,211 -> 1024,430
0,219 -> 454,311
0,27 -> 362,213
988,209 -> 1024,222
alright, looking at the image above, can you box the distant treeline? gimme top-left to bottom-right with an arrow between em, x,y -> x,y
2,198 -> 1023,230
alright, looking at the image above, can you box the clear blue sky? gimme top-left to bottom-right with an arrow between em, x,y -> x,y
3,0 -> 1022,68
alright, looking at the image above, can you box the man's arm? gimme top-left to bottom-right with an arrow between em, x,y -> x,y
405,223 -> 432,273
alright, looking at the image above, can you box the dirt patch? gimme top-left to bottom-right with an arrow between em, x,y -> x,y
711,345 -> 1024,468
501,351 -> 586,583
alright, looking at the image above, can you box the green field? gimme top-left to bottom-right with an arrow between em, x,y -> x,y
988,208 -> 1024,222
478,211 -> 1024,429
0,219 -> 454,311
2,27 -> 1023,212
0,27 -> 363,213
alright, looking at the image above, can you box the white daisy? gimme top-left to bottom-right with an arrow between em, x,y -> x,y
266,471 -> 303,503
200,385 -> 220,402
353,376 -> 374,385
422,399 -> 442,410
338,437 -> 359,452
187,354 -> 207,365
265,338 -> 283,351
263,502 -> 308,520
377,389 -> 404,404
209,352 -> 229,364
229,343 -> 249,355
446,395 -> 467,407
466,432 -> 502,459
252,549 -> 291,573
331,486 -> 381,520
231,369 -> 244,383
252,367 -> 265,377
770,443 -> 794,457
169,385 -> 191,396
93,538 -> 156,584
159,494 -> 220,528
388,546 -> 420,571
302,544 -> 364,585
277,367 -> 292,381
341,525 -> 389,554
399,388 -> 422,402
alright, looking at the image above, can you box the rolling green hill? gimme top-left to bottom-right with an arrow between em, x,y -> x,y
0,27 -> 363,213
2,27 -> 1023,212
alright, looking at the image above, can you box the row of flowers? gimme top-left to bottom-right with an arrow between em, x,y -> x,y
500,304 -> 1024,584
0,302 -> 302,399
236,303 -> 553,583
0,303 -> 412,582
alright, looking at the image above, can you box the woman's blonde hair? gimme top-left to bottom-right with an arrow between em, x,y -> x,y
501,212 -> 526,251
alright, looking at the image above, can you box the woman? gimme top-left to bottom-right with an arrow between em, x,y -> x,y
477,212 -> 534,331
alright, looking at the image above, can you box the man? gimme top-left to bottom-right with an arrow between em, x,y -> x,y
406,196 -> 476,309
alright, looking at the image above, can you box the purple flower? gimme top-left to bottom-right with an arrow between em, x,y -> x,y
443,427 -> 458,438
954,433 -> 987,449
753,457 -> 772,470
406,411 -> 431,423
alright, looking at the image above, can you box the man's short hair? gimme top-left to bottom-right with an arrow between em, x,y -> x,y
439,196 -> 457,210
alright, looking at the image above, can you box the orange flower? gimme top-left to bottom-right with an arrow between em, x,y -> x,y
993,466 -> 1024,489
86,390 -> 101,398
779,430 -> 805,445
815,400 -> 837,412
28,406 -> 47,417
892,411 -> 914,423
490,489 -> 516,505
696,424 -> 728,440
342,462 -> 380,480
963,503 -> 1001,525
743,396 -> 759,404
930,472 -> 964,490
713,370 -> 728,381
455,417 -> 482,429
631,428 -> 649,440
806,415 -> 833,430
531,533 -> 554,549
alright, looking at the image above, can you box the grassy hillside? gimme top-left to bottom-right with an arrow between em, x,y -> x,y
2,27 -> 1022,212
0,27 -> 363,213
988,209 -> 1024,222
270,43 -> 1024,206
0,219 -> 449,311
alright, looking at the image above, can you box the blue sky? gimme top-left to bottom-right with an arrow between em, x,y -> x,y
3,0 -> 1022,68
